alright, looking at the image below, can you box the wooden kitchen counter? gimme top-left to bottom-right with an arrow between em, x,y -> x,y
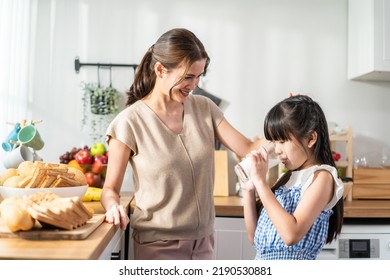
0,192 -> 134,260
131,195 -> 390,218
214,195 -> 390,219
214,195 -> 246,217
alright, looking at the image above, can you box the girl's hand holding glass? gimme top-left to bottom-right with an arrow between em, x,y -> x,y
235,142 -> 280,183
248,149 -> 269,185
240,178 -> 256,193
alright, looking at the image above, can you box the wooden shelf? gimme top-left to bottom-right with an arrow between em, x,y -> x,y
330,126 -> 353,200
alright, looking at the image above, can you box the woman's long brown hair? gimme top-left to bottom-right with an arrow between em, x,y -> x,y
126,28 -> 210,106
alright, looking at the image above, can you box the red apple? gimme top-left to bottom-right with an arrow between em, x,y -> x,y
332,152 -> 341,161
92,154 -> 108,174
94,154 -> 108,164
84,172 -> 101,187
91,161 -> 103,174
75,149 -> 94,165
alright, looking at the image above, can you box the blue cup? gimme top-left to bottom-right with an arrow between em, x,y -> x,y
2,123 -> 21,152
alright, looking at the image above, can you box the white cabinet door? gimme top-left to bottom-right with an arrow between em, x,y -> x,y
214,217 -> 256,260
348,0 -> 390,81
99,229 -> 125,260
316,240 -> 339,260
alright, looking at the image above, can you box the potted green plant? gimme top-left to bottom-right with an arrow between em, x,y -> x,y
81,82 -> 120,142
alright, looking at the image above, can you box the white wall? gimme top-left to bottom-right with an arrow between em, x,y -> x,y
2,0 -> 390,189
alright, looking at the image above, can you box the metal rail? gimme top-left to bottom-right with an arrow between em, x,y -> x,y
74,56 -> 138,73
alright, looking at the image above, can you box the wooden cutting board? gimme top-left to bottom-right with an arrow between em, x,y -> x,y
0,214 -> 105,240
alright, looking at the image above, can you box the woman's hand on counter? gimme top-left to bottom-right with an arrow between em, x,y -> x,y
105,204 -> 130,231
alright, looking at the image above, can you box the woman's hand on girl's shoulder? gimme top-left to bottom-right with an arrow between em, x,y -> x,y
288,92 -> 301,97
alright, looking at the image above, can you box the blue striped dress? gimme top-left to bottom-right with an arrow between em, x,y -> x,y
253,165 -> 344,260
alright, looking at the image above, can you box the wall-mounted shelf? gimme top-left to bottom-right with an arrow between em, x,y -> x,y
74,56 -> 138,73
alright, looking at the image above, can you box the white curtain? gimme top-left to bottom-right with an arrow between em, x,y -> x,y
0,0 -> 36,171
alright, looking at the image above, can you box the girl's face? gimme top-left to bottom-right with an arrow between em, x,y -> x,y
162,59 -> 206,103
274,135 -> 317,171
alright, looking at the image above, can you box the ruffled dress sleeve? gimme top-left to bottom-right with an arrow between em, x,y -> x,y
300,165 -> 344,210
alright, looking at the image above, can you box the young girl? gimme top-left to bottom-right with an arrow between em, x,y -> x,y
241,95 -> 344,260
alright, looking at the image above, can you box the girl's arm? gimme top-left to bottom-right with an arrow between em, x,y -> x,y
248,151 -> 334,246
241,181 -> 258,244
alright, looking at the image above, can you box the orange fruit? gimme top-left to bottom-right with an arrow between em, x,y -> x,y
67,160 -> 86,173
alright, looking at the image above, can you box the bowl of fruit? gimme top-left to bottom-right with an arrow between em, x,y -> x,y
59,142 -> 108,188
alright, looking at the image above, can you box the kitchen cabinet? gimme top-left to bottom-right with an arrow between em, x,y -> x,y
98,227 -> 125,260
214,217 -> 255,260
348,0 -> 390,81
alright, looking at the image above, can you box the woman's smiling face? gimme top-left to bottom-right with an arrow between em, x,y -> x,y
163,59 -> 206,102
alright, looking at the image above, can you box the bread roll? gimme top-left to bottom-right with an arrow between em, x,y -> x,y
0,168 -> 19,185
17,161 -> 35,177
67,166 -> 87,186
3,175 -> 26,188
0,197 -> 35,232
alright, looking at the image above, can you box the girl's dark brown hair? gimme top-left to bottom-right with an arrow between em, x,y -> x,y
257,95 -> 343,244
126,28 -> 210,106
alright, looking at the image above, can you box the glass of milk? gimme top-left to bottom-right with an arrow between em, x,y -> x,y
234,142 -> 281,182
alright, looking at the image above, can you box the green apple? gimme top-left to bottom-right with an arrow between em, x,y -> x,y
90,142 -> 106,156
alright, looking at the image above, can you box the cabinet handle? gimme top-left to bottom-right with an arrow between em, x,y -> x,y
111,250 -> 121,260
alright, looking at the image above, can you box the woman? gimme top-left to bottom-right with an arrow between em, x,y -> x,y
101,28 -> 265,260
